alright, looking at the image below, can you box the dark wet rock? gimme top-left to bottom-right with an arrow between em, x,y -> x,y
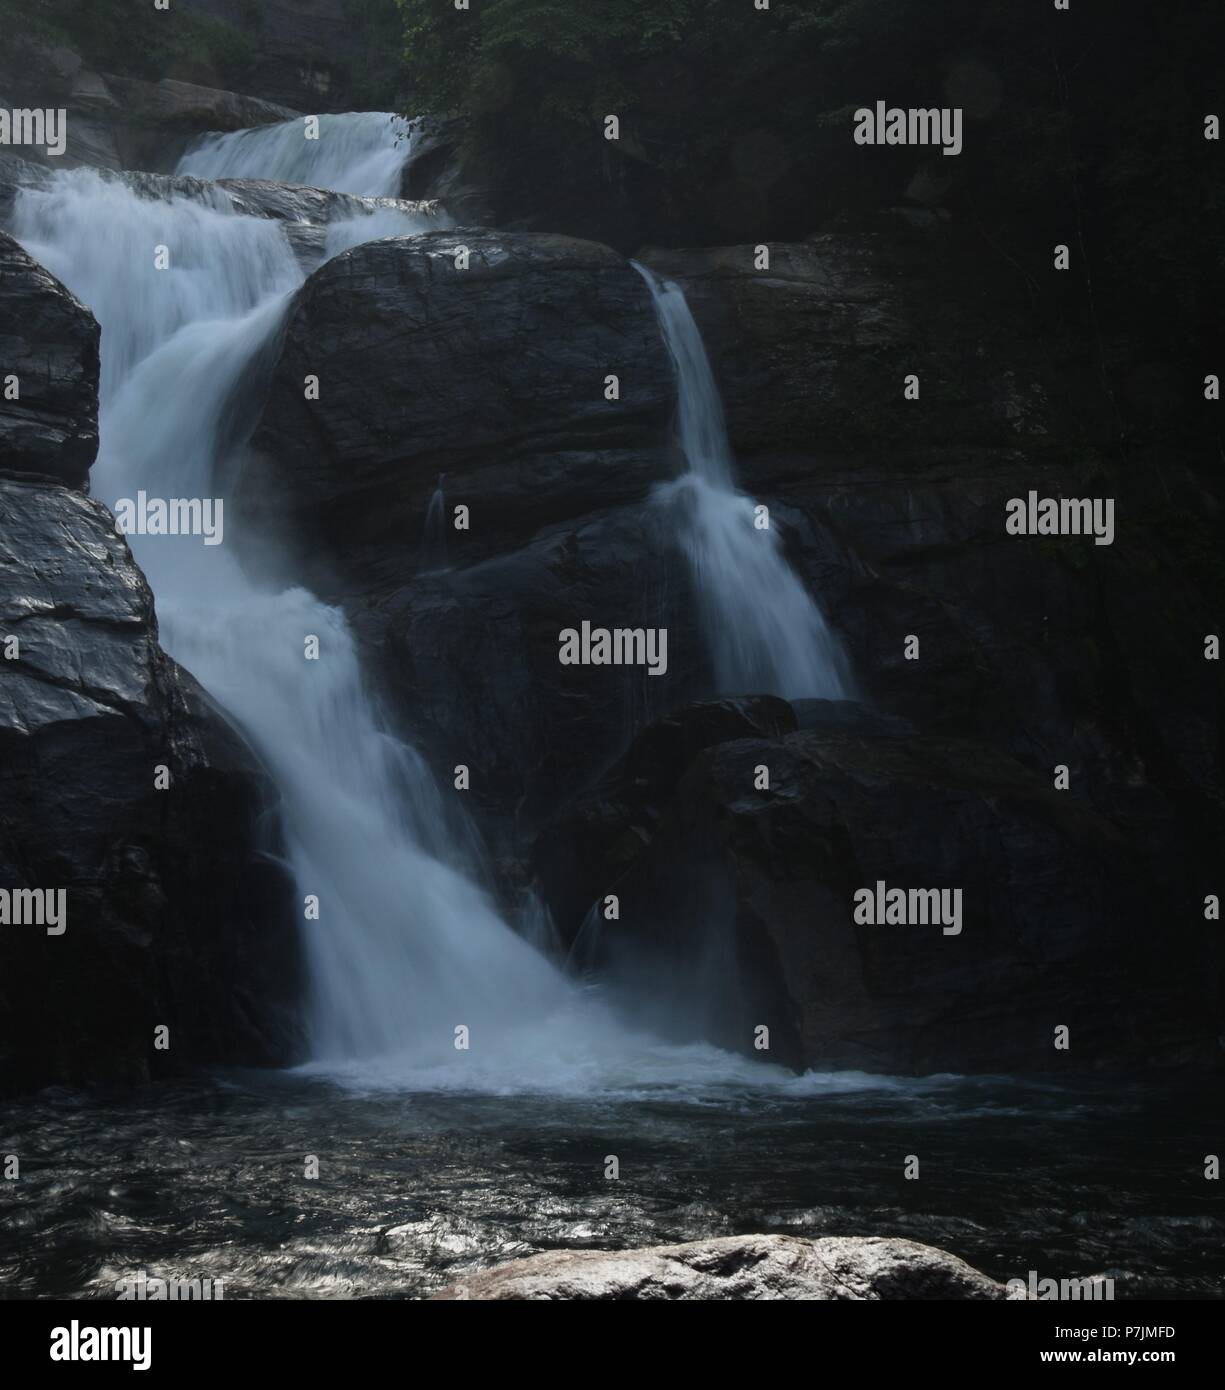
358,505 -> 708,860
239,225 -> 1221,1088
0,230 -> 99,488
188,0 -> 379,113
432,1233 -> 1013,1300
216,179 -> 445,270
245,230 -> 673,576
637,237 -> 1064,474
622,238 -> 1223,1064
103,76 -> 299,134
0,232 -> 302,1092
633,237 -> 1222,832
0,476 -> 303,1093
0,30 -> 300,175
534,696 -> 797,935
789,698 -> 915,737
400,118 -> 496,225
541,698 -> 1220,1074
241,230 -> 683,852
99,77 -> 301,174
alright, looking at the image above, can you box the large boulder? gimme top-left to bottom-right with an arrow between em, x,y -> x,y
432,1234 -> 1013,1300
242,230 -> 691,851
538,699 -> 1221,1074
245,229 -> 674,572
0,230 -> 99,488
98,76 -> 301,173
0,475 -> 304,1094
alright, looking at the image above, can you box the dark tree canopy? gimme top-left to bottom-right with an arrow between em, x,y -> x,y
396,0 -> 1224,349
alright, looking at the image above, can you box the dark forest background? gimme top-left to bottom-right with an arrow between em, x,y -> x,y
10,0 -> 1219,459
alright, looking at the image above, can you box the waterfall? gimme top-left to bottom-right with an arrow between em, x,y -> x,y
11,160 -> 562,1069
176,111 -> 414,198
422,473 -> 449,573
633,264 -> 854,701
8,121 -> 786,1094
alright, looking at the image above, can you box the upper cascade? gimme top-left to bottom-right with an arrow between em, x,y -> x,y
176,111 -> 415,199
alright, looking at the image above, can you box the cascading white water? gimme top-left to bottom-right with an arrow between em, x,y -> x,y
176,111 -> 414,198
9,125 -> 800,1095
633,264 -> 855,701
10,159 -> 586,1074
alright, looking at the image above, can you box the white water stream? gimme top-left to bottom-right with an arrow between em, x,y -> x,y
10,120 -> 852,1094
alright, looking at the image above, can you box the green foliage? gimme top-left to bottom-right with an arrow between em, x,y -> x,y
5,0 -> 258,84
342,0 -> 411,108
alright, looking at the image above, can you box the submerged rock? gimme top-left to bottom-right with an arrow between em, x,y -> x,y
432,1234 -> 1013,1300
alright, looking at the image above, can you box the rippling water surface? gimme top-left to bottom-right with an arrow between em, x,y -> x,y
1,1072 -> 1220,1299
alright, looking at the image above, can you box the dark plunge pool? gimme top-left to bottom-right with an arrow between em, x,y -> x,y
1,1069 -> 1221,1299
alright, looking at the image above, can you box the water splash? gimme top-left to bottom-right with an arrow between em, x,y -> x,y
633,263 -> 854,700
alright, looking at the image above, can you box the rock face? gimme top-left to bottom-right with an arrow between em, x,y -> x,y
540,697 -> 1216,1073
91,76 -> 301,174
0,34 -> 301,175
237,224 -> 1221,1074
0,476 -> 304,1093
401,119 -> 496,225
188,0 -> 384,113
0,231 -> 99,488
248,230 -> 673,569
243,230 -> 697,850
635,235 -> 1222,846
0,237 -> 303,1093
607,235 -> 1223,1068
432,1234 -> 1012,1301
